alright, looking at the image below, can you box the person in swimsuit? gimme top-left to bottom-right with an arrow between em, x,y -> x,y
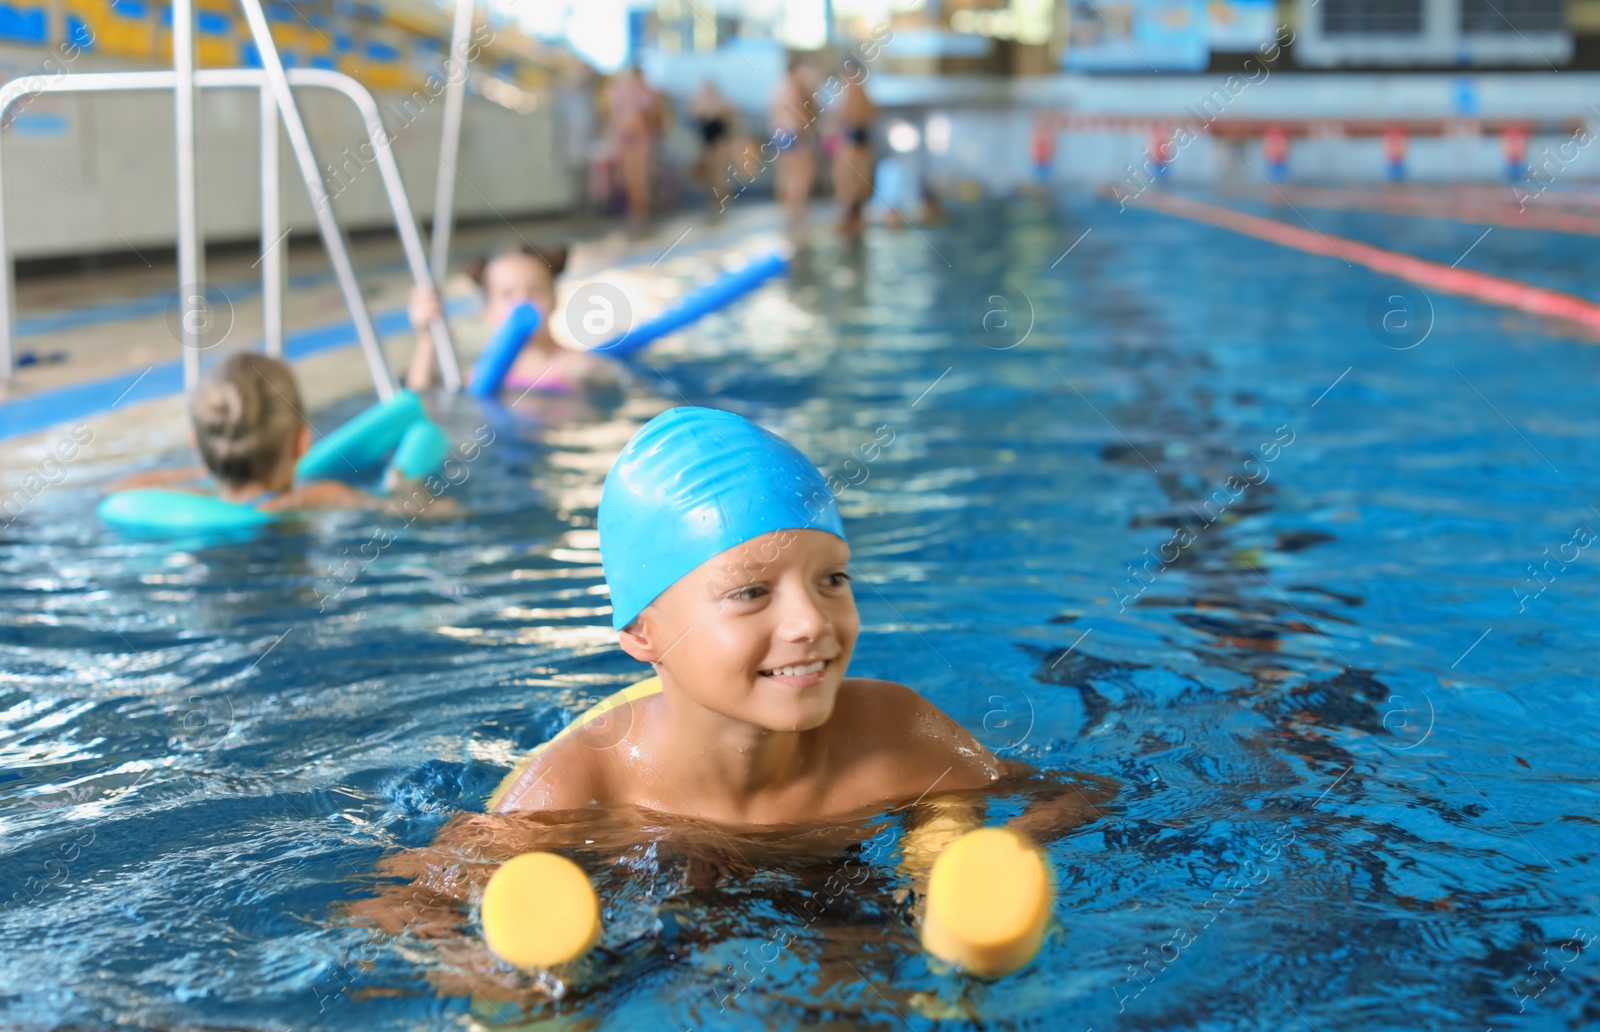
603,66 -> 662,225
108,353 -> 443,513
830,73 -> 876,236
407,245 -> 623,401
768,56 -> 820,226
491,407 -> 1096,840
687,78 -> 736,215
347,408 -> 1108,993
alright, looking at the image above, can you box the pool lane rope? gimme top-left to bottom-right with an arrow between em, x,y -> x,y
97,389 -> 448,535
1127,191 -> 1600,336
467,250 -> 790,399
1261,184 -> 1600,237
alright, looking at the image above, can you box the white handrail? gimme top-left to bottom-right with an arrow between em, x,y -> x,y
288,68 -> 462,392
0,67 -> 462,397
234,0 -> 392,399
173,0 -> 202,389
430,0 -> 474,288
260,84 -> 283,357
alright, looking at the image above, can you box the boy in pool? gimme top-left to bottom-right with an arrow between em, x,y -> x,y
492,407 -> 1080,837
111,353 -> 450,514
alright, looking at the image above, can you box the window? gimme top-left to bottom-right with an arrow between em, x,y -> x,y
1460,0 -> 1564,34
1321,0 -> 1424,35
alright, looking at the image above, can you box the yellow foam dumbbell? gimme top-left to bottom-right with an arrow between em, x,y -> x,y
920,827 -> 1054,978
480,852 -> 602,969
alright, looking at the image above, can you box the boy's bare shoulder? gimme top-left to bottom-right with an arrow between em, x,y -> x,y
492,735 -> 609,814
831,677 -> 931,721
828,678 -> 1000,792
831,677 -> 968,729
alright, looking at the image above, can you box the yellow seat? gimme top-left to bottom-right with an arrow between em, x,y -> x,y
920,827 -> 1053,978
480,852 -> 602,969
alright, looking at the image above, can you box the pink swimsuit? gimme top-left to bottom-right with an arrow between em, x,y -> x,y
500,367 -> 579,395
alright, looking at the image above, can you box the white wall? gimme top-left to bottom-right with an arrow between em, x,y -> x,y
0,46 -> 572,259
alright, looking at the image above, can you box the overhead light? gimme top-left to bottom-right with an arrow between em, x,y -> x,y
948,0 -> 1050,43
887,119 -> 921,153
473,71 -> 539,114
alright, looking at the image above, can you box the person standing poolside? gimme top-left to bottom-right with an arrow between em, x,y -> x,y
769,56 -> 820,225
830,73 -> 876,236
687,78 -> 736,216
603,67 -> 662,225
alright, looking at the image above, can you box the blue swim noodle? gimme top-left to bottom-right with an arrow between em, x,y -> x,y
97,489 -> 278,535
598,406 -> 846,631
99,389 -> 454,537
389,419 -> 449,480
296,389 -> 427,481
598,251 -> 787,359
469,302 -> 542,399
459,253 -> 784,398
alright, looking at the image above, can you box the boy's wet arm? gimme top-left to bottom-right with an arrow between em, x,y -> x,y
1003,767 -> 1121,843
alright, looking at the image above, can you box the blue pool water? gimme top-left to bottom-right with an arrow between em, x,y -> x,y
3,195 -> 1598,1030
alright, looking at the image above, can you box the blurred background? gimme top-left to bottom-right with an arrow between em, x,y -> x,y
0,0 -> 1587,268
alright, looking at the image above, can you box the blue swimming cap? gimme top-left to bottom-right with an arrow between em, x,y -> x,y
599,406 -> 847,631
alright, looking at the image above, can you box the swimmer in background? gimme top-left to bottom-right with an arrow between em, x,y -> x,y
602,66 -> 662,225
406,245 -> 623,399
872,149 -> 926,230
492,407 -> 1096,839
769,56 -> 820,226
686,78 -> 735,216
829,72 -> 876,236
109,353 -> 449,514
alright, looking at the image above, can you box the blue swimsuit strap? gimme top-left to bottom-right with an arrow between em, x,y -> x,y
199,475 -> 278,509
235,488 -> 280,509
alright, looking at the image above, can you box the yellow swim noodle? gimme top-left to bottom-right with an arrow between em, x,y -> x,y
481,852 -> 602,969
479,683 -> 664,968
920,827 -> 1054,978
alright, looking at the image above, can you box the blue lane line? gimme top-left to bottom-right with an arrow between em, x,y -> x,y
13,259 -> 409,338
11,216 -> 759,339
0,296 -> 477,441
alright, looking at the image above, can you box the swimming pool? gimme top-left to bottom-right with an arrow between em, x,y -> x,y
3,194 -> 1597,1030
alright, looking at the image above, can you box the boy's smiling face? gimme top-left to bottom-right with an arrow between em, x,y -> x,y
619,529 -> 858,732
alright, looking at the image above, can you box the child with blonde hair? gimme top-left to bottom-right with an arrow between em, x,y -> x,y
112,353 -> 448,514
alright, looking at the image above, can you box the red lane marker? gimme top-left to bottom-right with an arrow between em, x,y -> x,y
1263,185 -> 1600,236
1282,183 -> 1600,212
1129,191 -> 1600,337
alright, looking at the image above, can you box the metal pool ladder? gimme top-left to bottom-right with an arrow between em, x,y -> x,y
0,0 -> 464,399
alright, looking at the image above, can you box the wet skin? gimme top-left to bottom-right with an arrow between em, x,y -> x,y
494,530 -> 1003,826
